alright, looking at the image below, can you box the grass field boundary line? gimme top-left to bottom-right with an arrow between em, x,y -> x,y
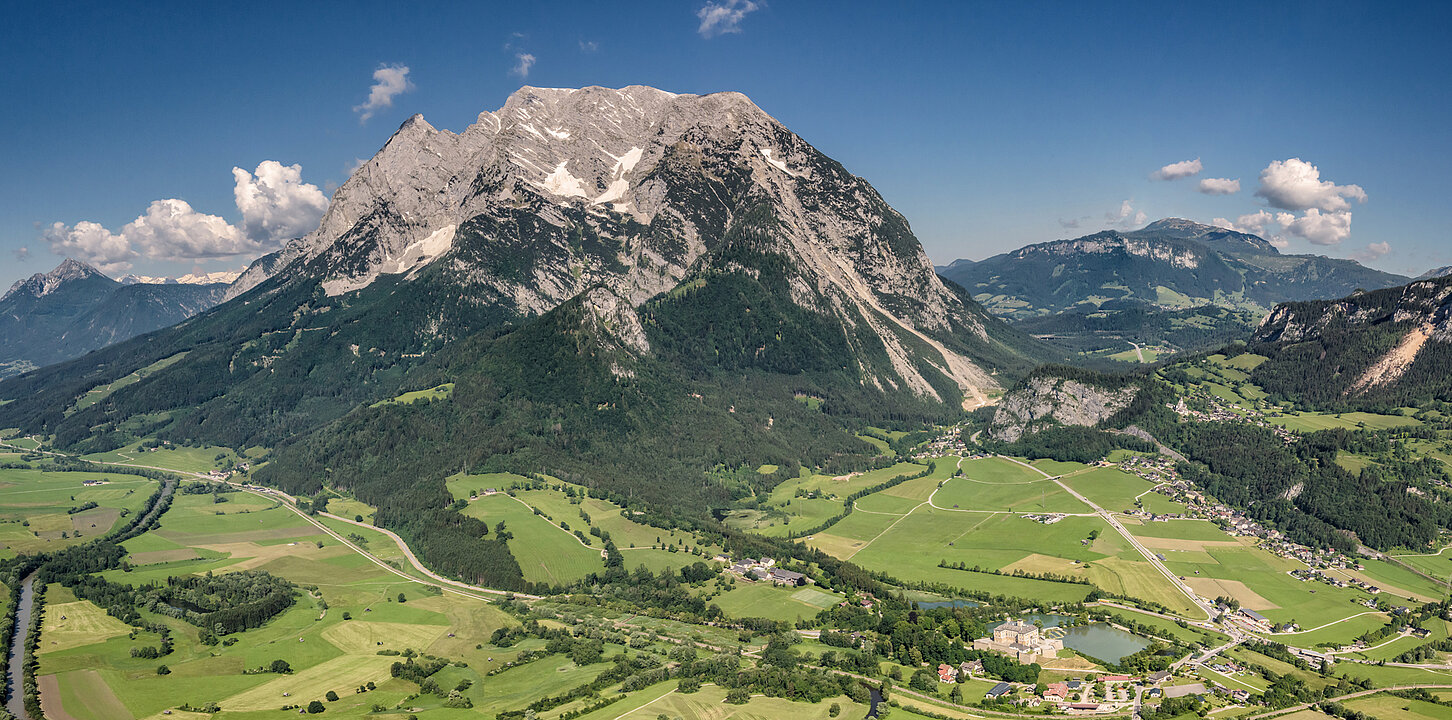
499,494 -> 608,560
846,499 -> 928,560
1391,546 -> 1452,558
1019,455 -> 1214,622
850,500 -> 908,516
610,686 -> 680,720
1238,685 -> 1452,720
1265,610 -> 1387,637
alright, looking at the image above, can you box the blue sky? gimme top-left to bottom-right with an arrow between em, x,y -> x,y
3,0 -> 1448,290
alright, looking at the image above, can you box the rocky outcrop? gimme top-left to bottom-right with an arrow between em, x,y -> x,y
988,375 -> 1138,442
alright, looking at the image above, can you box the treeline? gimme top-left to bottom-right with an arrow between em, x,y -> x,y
1156,421 -> 1452,550
786,462 -> 936,539
980,425 -> 1155,464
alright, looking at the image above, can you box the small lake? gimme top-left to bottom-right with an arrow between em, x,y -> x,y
991,614 -> 1150,663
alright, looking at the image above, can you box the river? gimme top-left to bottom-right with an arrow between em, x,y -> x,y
4,571 -> 36,720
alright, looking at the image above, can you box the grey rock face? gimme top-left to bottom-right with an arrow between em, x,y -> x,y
235,85 -> 1002,404
988,376 -> 1138,442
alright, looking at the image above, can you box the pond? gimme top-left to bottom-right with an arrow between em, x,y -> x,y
991,614 -> 1150,663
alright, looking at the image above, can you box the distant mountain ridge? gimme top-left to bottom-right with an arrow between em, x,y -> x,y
939,218 -> 1410,320
0,259 -> 227,377
936,219 -> 1411,360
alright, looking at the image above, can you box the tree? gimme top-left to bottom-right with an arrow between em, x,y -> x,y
325,691 -> 339,702
270,659 -> 292,674
829,703 -> 842,717
397,592 -> 407,603
725,688 -> 751,704
157,665 -> 170,675
307,700 -> 326,713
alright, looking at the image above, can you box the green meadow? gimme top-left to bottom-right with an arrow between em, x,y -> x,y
0,467 -> 157,557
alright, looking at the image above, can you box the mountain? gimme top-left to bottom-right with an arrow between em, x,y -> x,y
1418,265 -> 1452,280
119,269 -> 244,285
0,259 -> 227,377
1249,275 -> 1452,407
0,87 -> 1057,583
938,219 -> 1411,359
942,218 -> 1411,318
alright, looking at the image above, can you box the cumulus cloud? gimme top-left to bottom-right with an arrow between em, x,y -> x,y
697,0 -> 759,37
119,199 -> 256,260
1284,208 -> 1354,247
42,221 -> 138,273
42,161 -> 328,269
1198,177 -> 1241,195
579,40 -> 598,53
1254,158 -> 1367,212
1351,241 -> 1391,263
1105,200 -> 1147,229
511,53 -> 536,78
1152,158 -> 1202,181
12,247 -> 29,261
353,64 -> 413,124
233,161 -> 329,244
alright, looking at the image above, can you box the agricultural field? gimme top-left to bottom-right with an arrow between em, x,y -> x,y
1343,693 -> 1452,720
35,480 -> 523,720
0,467 -> 157,557
370,382 -> 454,408
931,457 -> 1089,513
1134,523 -> 1389,644
726,460 -> 933,537
460,492 -> 605,585
1059,466 -> 1159,513
1267,411 -> 1423,433
82,442 -> 253,475
708,578 -> 845,623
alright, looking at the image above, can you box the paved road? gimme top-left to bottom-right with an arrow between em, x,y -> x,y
1239,684 -> 1452,720
1000,455 -> 1215,621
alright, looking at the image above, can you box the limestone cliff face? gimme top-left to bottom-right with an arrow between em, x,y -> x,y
232,85 -> 1009,405
988,375 -> 1138,442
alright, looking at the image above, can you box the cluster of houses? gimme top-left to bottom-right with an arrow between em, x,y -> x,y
723,556 -> 807,587
967,670 -> 1187,715
1021,513 -> 1066,525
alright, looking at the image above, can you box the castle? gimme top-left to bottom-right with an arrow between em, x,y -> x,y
972,621 -> 1065,663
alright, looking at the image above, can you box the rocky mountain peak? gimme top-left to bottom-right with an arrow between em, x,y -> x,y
3,258 -> 112,301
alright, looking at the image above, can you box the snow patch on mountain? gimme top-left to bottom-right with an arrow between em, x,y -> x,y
322,224 -> 457,296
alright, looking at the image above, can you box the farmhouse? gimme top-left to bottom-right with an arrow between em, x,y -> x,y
1237,608 -> 1272,632
1044,682 -> 1070,702
770,568 -> 806,586
937,664 -> 958,683
1065,703 -> 1113,715
985,682 -> 1013,699
973,620 -> 1064,664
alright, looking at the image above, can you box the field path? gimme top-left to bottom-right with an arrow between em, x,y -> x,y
998,455 -> 1215,621
1264,610 -> 1386,638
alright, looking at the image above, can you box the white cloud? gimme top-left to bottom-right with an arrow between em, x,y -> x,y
697,0 -> 760,37
42,221 -> 138,273
579,40 -> 598,53
120,199 -> 257,260
43,161 -> 328,268
353,64 -> 413,124
1212,210 -> 1283,237
1284,208 -> 1354,247
12,246 -> 29,261
1105,200 -> 1147,229
511,53 -> 536,78
1351,241 -> 1391,263
1152,158 -> 1202,181
232,161 -> 329,244
1198,177 -> 1241,195
1254,158 -> 1367,212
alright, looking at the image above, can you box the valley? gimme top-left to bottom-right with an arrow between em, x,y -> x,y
0,79 -> 1450,720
